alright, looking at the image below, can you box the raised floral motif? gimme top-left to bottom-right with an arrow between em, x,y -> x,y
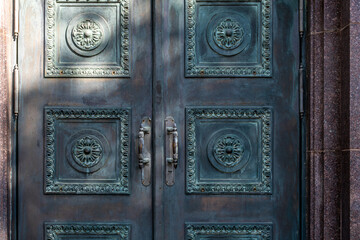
72,135 -> 103,168
213,134 -> 245,168
72,19 -> 103,51
213,18 -> 244,50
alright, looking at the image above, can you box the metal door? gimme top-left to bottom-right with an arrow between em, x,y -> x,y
17,0 -> 152,239
153,0 -> 301,239
16,0 -> 301,239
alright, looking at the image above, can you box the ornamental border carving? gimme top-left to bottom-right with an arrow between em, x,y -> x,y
44,107 -> 130,194
186,107 -> 272,194
185,223 -> 273,239
45,222 -> 130,239
185,0 -> 272,77
45,0 -> 130,77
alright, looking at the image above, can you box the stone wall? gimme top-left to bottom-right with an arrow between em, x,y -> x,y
307,0 -> 360,239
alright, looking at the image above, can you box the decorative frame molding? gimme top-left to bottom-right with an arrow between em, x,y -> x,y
186,107 -> 272,194
185,0 -> 272,77
45,0 -> 130,77
185,223 -> 273,239
44,107 -> 130,194
45,222 -> 130,239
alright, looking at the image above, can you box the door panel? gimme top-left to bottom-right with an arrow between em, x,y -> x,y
185,107 -> 272,195
157,0 -> 300,239
45,0 -> 130,77
18,0 -> 152,238
18,0 -> 300,238
185,0 -> 272,78
44,107 -> 131,194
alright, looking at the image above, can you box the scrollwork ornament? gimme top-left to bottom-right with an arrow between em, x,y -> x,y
45,223 -> 130,240
213,18 -> 244,50
185,223 -> 272,240
71,19 -> 103,51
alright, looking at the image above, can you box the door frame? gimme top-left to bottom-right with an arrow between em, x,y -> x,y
0,0 -> 310,239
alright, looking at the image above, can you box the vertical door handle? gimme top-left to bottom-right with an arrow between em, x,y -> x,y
138,117 -> 151,186
165,116 -> 178,186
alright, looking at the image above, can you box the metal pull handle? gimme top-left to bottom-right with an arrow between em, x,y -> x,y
165,116 -> 178,186
173,130 -> 178,168
138,117 -> 151,186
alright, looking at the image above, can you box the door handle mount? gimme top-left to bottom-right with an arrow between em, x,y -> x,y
138,117 -> 151,186
165,116 -> 178,186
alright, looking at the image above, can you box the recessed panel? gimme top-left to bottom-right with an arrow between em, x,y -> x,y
45,0 -> 130,77
45,223 -> 130,240
44,107 -> 130,194
185,0 -> 272,77
186,107 -> 272,194
185,223 -> 272,240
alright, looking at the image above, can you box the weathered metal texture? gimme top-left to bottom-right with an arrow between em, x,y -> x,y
185,223 -> 273,239
152,0 -> 166,238
17,0 -> 152,238
44,222 -> 130,239
44,107 -> 130,194
45,0 -> 130,77
158,0 -> 300,238
185,0 -> 272,77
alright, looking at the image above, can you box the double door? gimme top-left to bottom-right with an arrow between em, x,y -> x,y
17,0 -> 301,239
